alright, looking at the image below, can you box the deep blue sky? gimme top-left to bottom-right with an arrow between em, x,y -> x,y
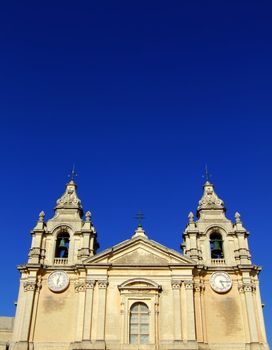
0,0 -> 271,345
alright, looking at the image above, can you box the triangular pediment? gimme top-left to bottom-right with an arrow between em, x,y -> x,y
83,236 -> 195,266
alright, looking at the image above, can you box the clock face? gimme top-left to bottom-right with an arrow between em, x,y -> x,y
210,272 -> 232,293
48,271 -> 69,292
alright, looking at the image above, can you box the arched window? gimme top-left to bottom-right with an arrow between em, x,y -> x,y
129,302 -> 149,344
55,232 -> 70,258
210,232 -> 224,259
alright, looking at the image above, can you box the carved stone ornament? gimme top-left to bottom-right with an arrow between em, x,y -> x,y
171,280 -> 182,289
197,182 -> 224,211
38,211 -> 45,222
24,281 -> 41,292
74,281 -> 87,292
188,212 -> 194,224
56,181 -> 82,209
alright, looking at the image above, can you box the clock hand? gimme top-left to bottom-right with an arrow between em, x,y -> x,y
57,275 -> 61,286
219,280 -> 225,288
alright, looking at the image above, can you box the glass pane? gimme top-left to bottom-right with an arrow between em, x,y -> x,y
131,304 -> 138,312
140,324 -> 149,333
130,335 -> 137,344
140,335 -> 149,344
130,314 -> 138,323
140,314 -> 149,323
140,303 -> 148,312
130,324 -> 138,333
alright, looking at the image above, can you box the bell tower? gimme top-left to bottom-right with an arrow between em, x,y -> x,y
11,180 -> 99,350
181,180 -> 269,350
182,180 -> 251,266
28,179 -> 99,266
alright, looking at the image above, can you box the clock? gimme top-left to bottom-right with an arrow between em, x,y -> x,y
210,272 -> 232,293
48,271 -> 69,292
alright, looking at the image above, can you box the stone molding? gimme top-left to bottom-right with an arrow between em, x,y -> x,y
28,247 -> 46,259
77,248 -> 91,259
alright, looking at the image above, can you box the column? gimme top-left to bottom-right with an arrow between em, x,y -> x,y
96,280 -> 108,342
82,280 -> 95,340
171,280 -> 182,341
184,280 -> 196,341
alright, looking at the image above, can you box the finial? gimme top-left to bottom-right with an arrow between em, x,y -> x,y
68,164 -> 77,181
235,212 -> 241,224
134,211 -> 145,227
85,211 -> 91,222
38,211 -> 45,222
188,211 -> 194,224
203,164 -> 211,183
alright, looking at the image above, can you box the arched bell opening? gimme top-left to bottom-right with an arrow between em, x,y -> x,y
55,232 -> 70,258
210,232 -> 224,259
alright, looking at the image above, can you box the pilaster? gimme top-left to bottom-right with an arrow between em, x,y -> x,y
83,280 -> 96,340
238,282 -> 259,343
184,280 -> 196,342
96,280 -> 108,342
171,280 -> 182,341
193,281 -> 205,343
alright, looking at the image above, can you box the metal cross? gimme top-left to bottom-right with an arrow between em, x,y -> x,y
68,164 -> 77,181
135,211 -> 145,227
203,164 -> 211,182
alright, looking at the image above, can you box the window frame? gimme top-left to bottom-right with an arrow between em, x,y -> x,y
129,302 -> 150,345
118,278 -> 161,348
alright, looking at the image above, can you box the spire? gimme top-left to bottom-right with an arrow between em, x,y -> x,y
197,180 -> 225,217
54,179 -> 83,217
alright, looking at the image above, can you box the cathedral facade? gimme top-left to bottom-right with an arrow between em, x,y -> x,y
1,180 -> 269,350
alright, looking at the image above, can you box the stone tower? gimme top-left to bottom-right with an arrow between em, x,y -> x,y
182,180 -> 268,349
10,180 -> 98,350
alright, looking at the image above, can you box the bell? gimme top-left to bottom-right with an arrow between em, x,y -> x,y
211,239 -> 222,258
58,238 -> 67,249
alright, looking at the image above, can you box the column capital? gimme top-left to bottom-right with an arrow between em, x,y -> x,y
171,280 -> 182,289
98,280 -> 108,289
238,282 -> 256,294
23,280 -> 41,292
75,281 -> 87,292
194,281 -> 205,293
86,279 -> 96,289
184,280 -> 194,290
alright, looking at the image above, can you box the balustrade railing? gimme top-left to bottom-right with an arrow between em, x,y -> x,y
54,258 -> 68,265
211,258 -> 225,265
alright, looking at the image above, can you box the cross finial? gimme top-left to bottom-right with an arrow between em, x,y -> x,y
203,164 -> 211,182
68,164 -> 77,181
135,211 -> 145,227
